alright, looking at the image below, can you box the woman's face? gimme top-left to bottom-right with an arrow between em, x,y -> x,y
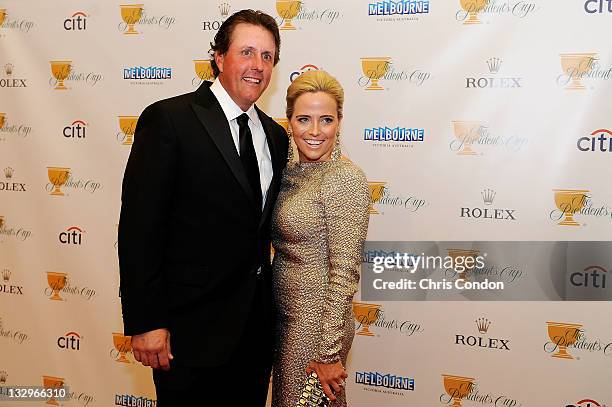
289,91 -> 340,163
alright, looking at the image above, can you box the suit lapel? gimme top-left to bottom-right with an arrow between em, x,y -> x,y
190,82 -> 257,209
257,107 -> 284,229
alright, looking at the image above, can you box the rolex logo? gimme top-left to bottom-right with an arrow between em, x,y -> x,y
475,317 -> 490,334
4,167 -> 13,179
481,189 -> 495,205
5,63 -> 13,76
2,269 -> 10,282
219,2 -> 230,17
486,58 -> 502,74
0,370 -> 6,384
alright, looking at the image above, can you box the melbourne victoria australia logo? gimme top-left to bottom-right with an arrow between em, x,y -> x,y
0,112 -> 33,141
123,65 -> 172,85
1,167 -> 27,192
578,128 -> 612,152
364,125 -> 425,149
558,53 -> 612,90
275,0 -> 341,30
64,11 -> 88,31
460,189 -> 517,222
466,58 -> 523,89
49,60 -> 103,90
1,63 -> 27,88
44,272 -> 97,302
368,181 -> 427,215
57,331 -> 82,351
0,8 -> 35,37
0,216 -> 33,242
0,317 -> 29,344
368,0 -> 430,22
118,3 -> 175,35
544,321 -> 612,360
359,57 -> 431,90
1,269 -> 24,296
353,301 -> 424,338
45,167 -> 102,196
455,0 -> 538,25
355,370 -> 414,396
550,189 -> 612,227
202,2 -> 231,30
450,121 -> 527,155
116,394 -> 156,407
455,318 -> 511,351
117,115 -> 139,145
439,374 -> 522,407
110,332 -> 133,363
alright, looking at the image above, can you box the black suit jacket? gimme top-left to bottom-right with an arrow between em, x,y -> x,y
118,81 -> 288,366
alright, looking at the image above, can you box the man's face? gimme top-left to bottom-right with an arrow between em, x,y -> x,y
215,23 -> 276,111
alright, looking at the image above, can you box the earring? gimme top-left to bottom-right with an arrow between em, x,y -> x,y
286,129 -> 295,162
331,131 -> 341,161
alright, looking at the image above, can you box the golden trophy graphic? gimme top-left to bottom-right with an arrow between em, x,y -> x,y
361,57 -> 391,90
447,248 -> 480,280
120,4 -> 144,35
276,0 -> 301,30
50,61 -> 72,90
367,181 -> 387,215
0,215 -> 4,229
553,189 -> 589,226
442,374 -> 475,407
118,116 -> 139,145
0,112 -> 5,129
112,332 -> 133,363
0,9 -> 6,26
560,53 -> 597,90
452,121 -> 480,155
273,117 -> 289,133
546,321 -> 582,359
194,59 -> 214,82
459,0 -> 487,24
46,272 -> 68,301
47,167 -> 71,196
42,375 -> 65,406
352,301 -> 381,336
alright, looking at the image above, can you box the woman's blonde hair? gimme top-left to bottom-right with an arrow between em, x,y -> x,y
286,70 -> 344,119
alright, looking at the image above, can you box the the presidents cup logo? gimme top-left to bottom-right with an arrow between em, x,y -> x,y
550,189 -> 589,226
353,301 -> 423,338
117,116 -> 139,145
360,57 -> 391,90
119,4 -> 143,34
193,59 -> 214,87
0,216 -> 33,242
458,0 -> 487,24
368,181 -> 386,214
0,8 -> 35,34
0,317 -> 30,344
441,374 -> 475,407
47,167 -> 71,196
44,272 -> 96,301
42,375 -> 65,406
0,113 -> 33,140
353,301 -> 381,336
276,1 -> 302,30
368,181 -> 427,215
50,60 -> 72,90
456,0 -> 537,24
49,60 -> 102,89
450,121 -> 527,155
559,53 -> 597,90
111,332 -> 133,363
544,321 -> 583,359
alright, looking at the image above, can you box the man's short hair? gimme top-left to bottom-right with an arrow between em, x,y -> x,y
209,9 -> 281,77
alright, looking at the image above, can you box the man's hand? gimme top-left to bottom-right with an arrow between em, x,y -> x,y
131,328 -> 173,370
306,360 -> 348,401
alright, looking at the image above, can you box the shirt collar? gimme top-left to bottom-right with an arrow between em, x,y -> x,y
210,79 -> 260,127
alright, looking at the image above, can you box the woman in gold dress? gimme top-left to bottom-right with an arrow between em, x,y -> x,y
271,70 -> 370,406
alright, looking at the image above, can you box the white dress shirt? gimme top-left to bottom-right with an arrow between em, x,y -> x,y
210,79 -> 273,209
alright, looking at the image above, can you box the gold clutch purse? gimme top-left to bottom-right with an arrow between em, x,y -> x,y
295,372 -> 331,406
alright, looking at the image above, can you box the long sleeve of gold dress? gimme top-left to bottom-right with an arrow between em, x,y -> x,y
271,159 -> 370,407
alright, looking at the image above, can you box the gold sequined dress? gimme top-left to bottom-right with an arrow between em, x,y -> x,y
271,159 -> 370,407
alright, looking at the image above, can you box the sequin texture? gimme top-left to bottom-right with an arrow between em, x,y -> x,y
271,159 -> 370,407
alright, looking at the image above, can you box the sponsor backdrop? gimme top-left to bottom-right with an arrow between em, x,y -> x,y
0,0 -> 610,406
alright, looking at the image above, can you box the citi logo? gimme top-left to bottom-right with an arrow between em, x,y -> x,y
455,318 -> 511,351
59,226 -> 84,245
290,64 -> 320,82
63,120 -> 87,139
570,265 -> 607,288
578,129 -> 612,152
64,11 -> 88,30
584,0 -> 612,13
57,331 -> 81,350
566,399 -> 605,407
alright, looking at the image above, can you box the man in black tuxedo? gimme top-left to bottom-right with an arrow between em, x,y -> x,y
118,10 -> 288,405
